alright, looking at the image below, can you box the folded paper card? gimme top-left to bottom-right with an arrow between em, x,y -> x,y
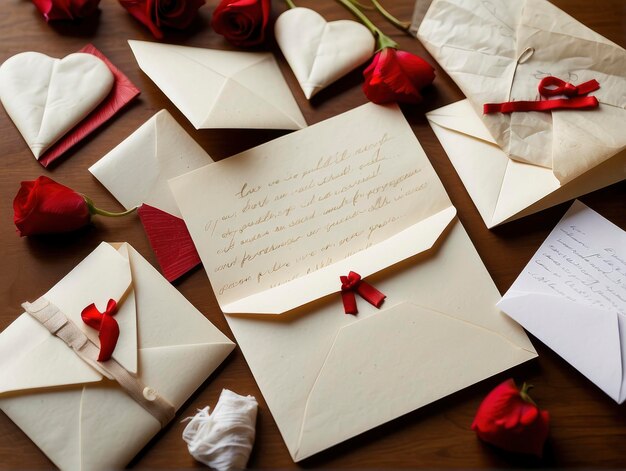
418,0 -> 626,185
169,103 -> 537,460
499,201 -> 626,403
90,110 -> 211,281
275,7 -> 375,99
128,40 -> 307,130
0,242 -> 235,470
0,45 -> 139,166
426,100 -> 626,228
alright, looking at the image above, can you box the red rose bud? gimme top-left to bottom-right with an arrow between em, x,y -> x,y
119,0 -> 206,39
32,0 -> 100,21
472,379 -> 549,457
211,0 -> 271,47
13,176 -> 135,237
363,48 -> 435,104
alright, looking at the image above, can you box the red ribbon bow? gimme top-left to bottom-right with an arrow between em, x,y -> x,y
483,76 -> 600,114
340,271 -> 386,315
81,299 -> 119,362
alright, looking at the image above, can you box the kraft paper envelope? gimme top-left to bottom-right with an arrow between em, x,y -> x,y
90,110 -> 212,280
426,99 -> 626,228
498,201 -> 626,403
417,0 -> 626,185
0,242 -> 235,470
128,40 -> 307,130
169,103 -> 537,460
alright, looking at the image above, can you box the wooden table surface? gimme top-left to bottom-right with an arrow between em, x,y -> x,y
1,0 -> 625,468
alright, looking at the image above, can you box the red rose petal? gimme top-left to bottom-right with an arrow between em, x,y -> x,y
138,204 -> 202,282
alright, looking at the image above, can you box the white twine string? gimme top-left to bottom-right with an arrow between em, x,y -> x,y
182,389 -> 258,470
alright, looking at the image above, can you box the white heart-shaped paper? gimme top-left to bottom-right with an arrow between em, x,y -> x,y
0,52 -> 114,159
275,7 -> 375,99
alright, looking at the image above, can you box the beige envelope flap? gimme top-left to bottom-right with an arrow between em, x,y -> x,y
0,243 -> 136,394
292,302 -> 536,460
224,205 -> 457,314
203,54 -> 307,130
90,110 -> 214,218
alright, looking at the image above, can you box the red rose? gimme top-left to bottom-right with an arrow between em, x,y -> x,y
362,48 -> 435,104
211,0 -> 271,47
472,379 -> 550,457
119,0 -> 206,39
13,176 -> 136,237
13,176 -> 91,237
32,0 -> 100,21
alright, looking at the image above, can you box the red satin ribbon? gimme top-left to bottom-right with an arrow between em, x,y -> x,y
483,76 -> 600,114
81,299 -> 119,362
340,271 -> 386,315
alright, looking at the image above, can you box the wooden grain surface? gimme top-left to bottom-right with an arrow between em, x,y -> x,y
0,0 -> 625,468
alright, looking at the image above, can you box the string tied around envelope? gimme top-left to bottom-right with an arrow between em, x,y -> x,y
340,271 -> 386,315
22,297 -> 176,428
484,76 -> 600,114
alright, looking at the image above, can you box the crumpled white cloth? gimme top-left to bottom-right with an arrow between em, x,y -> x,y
182,389 -> 258,470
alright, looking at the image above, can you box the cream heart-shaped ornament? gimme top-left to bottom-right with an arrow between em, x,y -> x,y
275,7 -> 375,99
0,52 -> 114,159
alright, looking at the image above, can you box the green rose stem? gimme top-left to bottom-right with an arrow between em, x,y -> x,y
366,0 -> 410,33
519,382 -> 538,406
335,0 -> 399,51
284,0 -> 296,9
83,196 -> 137,218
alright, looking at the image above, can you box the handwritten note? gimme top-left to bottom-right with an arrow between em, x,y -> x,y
521,201 -> 626,315
170,104 -> 451,307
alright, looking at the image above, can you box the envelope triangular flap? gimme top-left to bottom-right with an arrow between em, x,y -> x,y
90,111 -> 160,212
0,389 -> 83,470
0,314 -> 102,394
128,41 -> 227,128
498,292 -> 623,402
125,243 -> 233,349
228,55 -> 307,129
294,302 -> 537,460
46,243 -> 138,373
223,205 -> 457,314
203,72 -> 305,130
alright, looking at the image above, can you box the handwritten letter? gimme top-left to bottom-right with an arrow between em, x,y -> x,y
523,201 -> 626,315
170,104 -> 450,307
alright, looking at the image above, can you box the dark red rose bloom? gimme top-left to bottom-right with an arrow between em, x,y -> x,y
119,0 -> 206,39
362,48 -> 435,104
32,0 -> 100,21
472,379 -> 550,457
13,176 -> 91,237
211,0 -> 271,47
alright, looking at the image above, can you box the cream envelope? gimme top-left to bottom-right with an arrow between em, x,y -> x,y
498,201 -> 626,403
89,109 -> 214,219
417,0 -> 626,184
426,99 -> 626,228
169,103 -> 537,460
128,40 -> 307,130
0,242 -> 235,470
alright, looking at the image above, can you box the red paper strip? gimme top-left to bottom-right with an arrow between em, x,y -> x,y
138,204 -> 202,282
483,76 -> 600,115
39,44 -> 140,167
81,299 -> 119,362
340,271 -> 386,315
